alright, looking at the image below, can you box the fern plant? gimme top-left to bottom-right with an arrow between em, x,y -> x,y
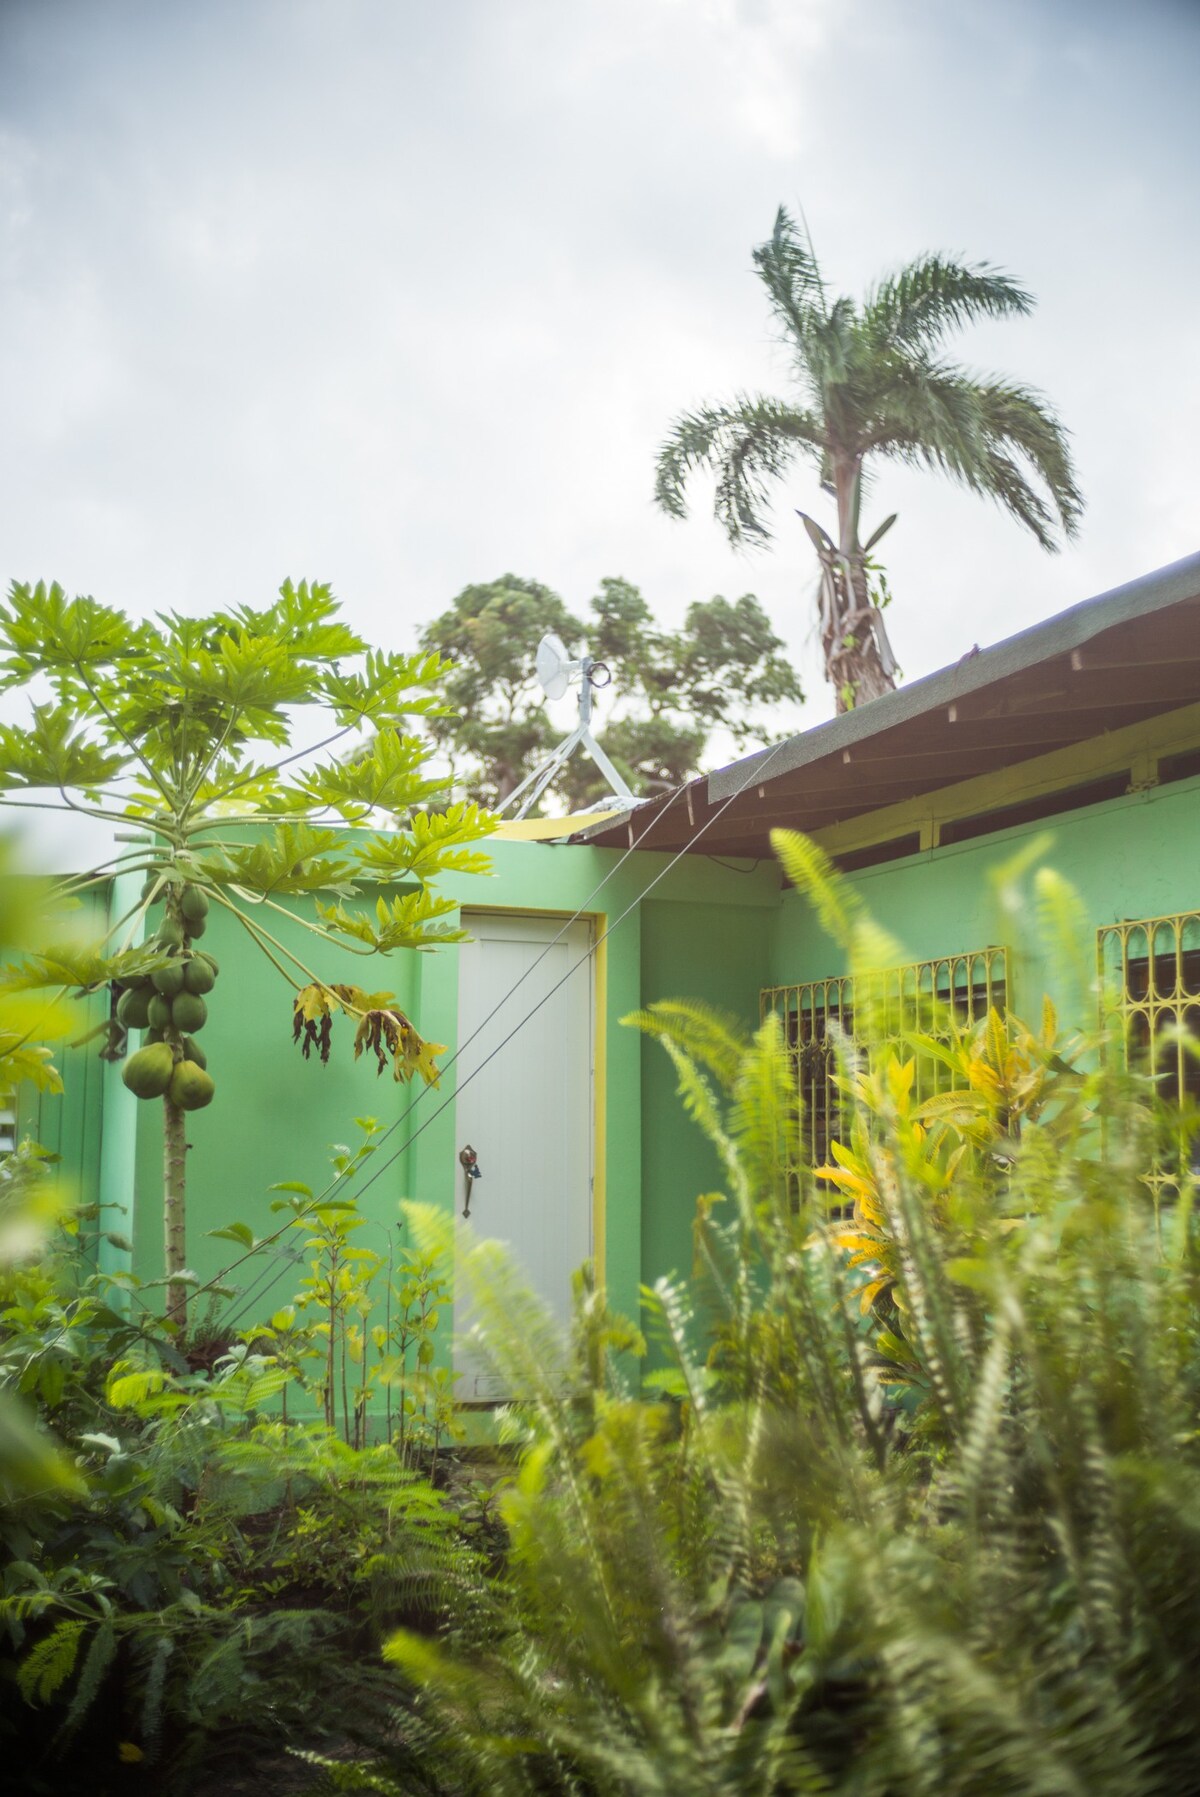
344,832 -> 1200,1797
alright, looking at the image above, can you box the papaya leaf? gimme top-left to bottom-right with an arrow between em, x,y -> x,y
319,648 -> 452,726
0,944 -> 171,994
301,730 -> 447,822
170,632 -> 313,729
316,889 -> 467,953
0,582 -> 152,695
212,579 -> 365,659
0,703 -> 127,794
197,823 -> 359,897
352,803 -> 498,882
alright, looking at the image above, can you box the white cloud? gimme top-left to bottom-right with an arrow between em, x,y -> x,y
0,0 -> 1194,742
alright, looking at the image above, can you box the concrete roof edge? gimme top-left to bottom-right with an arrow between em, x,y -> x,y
707,549 -> 1200,801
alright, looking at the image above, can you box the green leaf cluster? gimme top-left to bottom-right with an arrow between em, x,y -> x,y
0,1152 -> 493,1788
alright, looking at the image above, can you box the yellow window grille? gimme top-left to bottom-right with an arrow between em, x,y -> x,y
1097,909 -> 1200,1198
761,947 -> 1008,1178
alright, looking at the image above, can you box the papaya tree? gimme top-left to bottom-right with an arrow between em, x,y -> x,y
0,579 -> 494,1329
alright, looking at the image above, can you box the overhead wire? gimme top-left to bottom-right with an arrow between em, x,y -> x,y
190,784 -> 689,1320
342,733 -> 793,1212
192,736 -> 791,1320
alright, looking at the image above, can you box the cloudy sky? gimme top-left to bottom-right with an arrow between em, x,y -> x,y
2,0 -> 1197,740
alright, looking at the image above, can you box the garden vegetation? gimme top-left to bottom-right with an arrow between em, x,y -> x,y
3,828 -> 1200,1794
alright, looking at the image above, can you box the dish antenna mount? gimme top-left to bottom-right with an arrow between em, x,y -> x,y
499,634 -> 637,820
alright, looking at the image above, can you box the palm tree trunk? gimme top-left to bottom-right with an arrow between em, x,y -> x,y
827,459 -> 897,713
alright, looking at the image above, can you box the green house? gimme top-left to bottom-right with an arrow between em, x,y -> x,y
23,550 -> 1200,1389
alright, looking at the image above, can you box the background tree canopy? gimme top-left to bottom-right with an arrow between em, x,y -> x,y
418,574 -> 803,812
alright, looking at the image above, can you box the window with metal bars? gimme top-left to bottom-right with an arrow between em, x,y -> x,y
1098,910 -> 1200,1200
761,947 -> 1008,1181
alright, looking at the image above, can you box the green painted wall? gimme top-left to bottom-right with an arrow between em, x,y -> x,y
638,896 -> 774,1291
115,836 -> 779,1362
83,765 -> 1200,1391
767,774 -> 1200,1027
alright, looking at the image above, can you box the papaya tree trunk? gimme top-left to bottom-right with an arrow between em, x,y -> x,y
827,456 -> 897,713
163,1092 -> 189,1331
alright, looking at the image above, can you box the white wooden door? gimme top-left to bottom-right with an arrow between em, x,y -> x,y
453,912 -> 594,1399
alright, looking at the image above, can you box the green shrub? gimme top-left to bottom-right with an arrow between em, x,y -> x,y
0,1160 -> 489,1791
355,834 -> 1200,1797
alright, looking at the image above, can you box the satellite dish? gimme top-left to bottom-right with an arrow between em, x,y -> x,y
535,633 -> 574,701
498,634 -> 640,820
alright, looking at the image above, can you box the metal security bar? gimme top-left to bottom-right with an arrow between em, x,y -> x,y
761,947 -> 1008,1180
1098,910 -> 1200,1203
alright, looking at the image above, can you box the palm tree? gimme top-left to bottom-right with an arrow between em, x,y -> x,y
655,208 -> 1083,711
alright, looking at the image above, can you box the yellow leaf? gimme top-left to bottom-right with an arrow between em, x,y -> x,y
293,983 -> 333,1024
859,1275 -> 889,1313
412,1036 -> 446,1088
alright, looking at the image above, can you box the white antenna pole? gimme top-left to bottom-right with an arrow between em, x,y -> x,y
497,646 -> 637,820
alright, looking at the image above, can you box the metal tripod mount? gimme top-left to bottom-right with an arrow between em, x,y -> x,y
499,654 -> 636,822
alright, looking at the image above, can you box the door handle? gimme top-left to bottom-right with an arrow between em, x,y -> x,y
459,1144 -> 482,1218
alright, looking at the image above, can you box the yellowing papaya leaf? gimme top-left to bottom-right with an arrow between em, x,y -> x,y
293,980 -> 443,1085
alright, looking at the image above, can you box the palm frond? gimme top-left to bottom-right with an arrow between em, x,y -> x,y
867,361 -> 1082,548
864,255 -> 1034,351
751,204 -> 829,340
654,397 -> 825,544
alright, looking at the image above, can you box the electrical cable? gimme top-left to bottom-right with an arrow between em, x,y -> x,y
344,733 -> 794,1211
170,785 -> 689,1320
189,735 -> 789,1319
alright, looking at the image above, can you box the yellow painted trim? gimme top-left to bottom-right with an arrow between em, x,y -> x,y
591,918 -> 607,1290
812,701 -> 1200,859
494,811 -> 621,841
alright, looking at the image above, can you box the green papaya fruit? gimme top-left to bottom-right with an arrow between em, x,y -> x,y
197,953 -> 219,978
168,1060 -> 215,1111
122,1042 -> 175,1099
117,987 -> 152,1030
145,1027 -> 166,1044
180,1034 -> 206,1070
156,917 -> 184,951
147,995 -> 173,1031
141,876 -> 164,906
171,993 -> 207,1034
182,956 -> 214,995
184,913 -> 207,940
180,885 -> 209,923
151,960 -> 186,997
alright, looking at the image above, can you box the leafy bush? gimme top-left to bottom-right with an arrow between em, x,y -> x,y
0,1156 -> 491,1793
9,830 -> 1200,1795
352,833 -> 1200,1797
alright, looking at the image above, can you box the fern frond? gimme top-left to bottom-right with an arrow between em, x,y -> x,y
17,1617 -> 86,1704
